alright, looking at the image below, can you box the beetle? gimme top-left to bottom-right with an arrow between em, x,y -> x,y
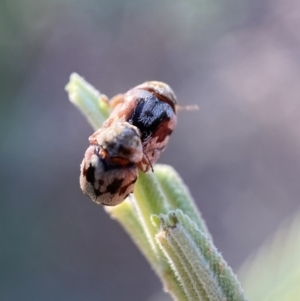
80,81 -> 178,205
90,81 -> 177,172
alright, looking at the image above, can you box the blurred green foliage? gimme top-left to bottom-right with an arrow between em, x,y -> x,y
238,212 -> 300,301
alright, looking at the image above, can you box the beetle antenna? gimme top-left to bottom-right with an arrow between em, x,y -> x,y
176,104 -> 199,111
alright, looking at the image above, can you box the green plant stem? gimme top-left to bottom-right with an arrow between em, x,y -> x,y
66,73 -> 248,301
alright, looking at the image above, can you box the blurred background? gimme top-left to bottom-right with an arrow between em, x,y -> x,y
1,0 -> 300,300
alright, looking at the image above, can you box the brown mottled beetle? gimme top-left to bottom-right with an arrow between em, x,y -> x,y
93,81 -> 177,172
80,81 -> 177,206
80,122 -> 143,206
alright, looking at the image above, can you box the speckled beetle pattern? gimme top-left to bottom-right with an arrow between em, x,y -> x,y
80,81 -> 177,206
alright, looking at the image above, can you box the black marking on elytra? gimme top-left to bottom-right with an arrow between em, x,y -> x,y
93,188 -> 102,197
86,165 -> 96,184
128,95 -> 173,141
106,178 -> 124,195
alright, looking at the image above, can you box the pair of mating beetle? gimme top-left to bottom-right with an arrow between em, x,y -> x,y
80,81 -> 178,206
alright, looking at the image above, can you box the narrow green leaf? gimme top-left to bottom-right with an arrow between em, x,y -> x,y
173,210 -> 247,301
154,165 -> 211,239
132,170 -> 169,255
107,199 -> 188,301
154,211 -> 227,301
66,73 -> 248,301
65,73 -> 110,129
